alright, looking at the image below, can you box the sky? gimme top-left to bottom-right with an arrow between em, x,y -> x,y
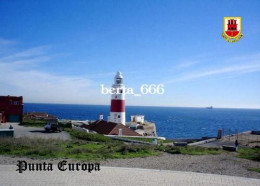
0,0 -> 260,108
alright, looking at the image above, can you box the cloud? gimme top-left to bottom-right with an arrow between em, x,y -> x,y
0,38 -> 17,46
224,53 -> 260,64
1,56 -> 52,68
0,68 -> 93,102
0,43 -> 102,104
88,70 -> 139,79
174,54 -> 210,70
164,53 -> 260,84
89,72 -> 116,78
177,60 -> 199,69
0,46 -> 50,62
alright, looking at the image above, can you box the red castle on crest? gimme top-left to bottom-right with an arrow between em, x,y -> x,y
225,19 -> 239,37
227,19 -> 237,31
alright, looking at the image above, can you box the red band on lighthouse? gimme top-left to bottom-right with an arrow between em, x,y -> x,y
110,100 -> 125,112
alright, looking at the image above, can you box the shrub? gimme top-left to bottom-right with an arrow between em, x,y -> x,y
65,129 -> 112,142
58,122 -> 72,129
117,144 -> 153,155
237,147 -> 260,162
155,145 -> 221,155
69,147 -> 93,154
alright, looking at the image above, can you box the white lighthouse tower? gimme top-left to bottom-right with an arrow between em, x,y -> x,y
108,71 -> 126,125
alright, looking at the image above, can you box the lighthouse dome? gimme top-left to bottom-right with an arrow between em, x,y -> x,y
115,71 -> 123,78
114,71 -> 123,84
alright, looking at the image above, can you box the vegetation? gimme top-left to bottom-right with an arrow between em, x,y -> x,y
59,122 -> 72,129
0,129 -> 158,160
65,128 -> 112,142
0,127 -> 226,161
155,145 -> 222,155
20,118 -> 72,129
248,167 -> 260,173
21,119 -> 47,127
0,137 -> 158,160
120,137 -> 154,143
159,139 -> 173,144
237,147 -> 260,162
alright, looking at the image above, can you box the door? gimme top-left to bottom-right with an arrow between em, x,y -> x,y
8,115 -> 20,122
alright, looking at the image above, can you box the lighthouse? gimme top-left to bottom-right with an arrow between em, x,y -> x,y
108,71 -> 126,125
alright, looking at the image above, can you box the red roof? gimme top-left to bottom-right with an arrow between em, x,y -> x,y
82,120 -> 141,136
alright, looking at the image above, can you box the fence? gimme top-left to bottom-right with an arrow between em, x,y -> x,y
221,128 -> 260,147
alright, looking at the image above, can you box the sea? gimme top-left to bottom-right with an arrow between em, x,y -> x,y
24,103 -> 260,139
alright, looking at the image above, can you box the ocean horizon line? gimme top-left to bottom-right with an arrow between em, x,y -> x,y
24,102 -> 260,110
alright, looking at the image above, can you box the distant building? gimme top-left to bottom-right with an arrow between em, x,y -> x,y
0,95 -> 23,123
126,115 -> 157,137
131,115 -> 144,124
23,112 -> 58,124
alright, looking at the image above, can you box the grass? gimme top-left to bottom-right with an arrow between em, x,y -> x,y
65,128 -> 112,142
248,167 -> 260,173
155,145 -> 222,155
161,139 -> 174,143
0,128 -> 225,161
237,147 -> 260,162
21,119 -> 47,127
0,134 -> 158,160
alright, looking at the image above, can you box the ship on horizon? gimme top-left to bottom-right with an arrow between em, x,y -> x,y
206,106 -> 213,109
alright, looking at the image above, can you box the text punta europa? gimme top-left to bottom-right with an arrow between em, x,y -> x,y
16,160 -> 100,173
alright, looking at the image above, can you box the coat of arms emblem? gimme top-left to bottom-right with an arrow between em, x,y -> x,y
222,17 -> 243,42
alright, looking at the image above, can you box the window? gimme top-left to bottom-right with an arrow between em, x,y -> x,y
14,101 -> 20,105
118,115 -> 120,118
119,89 -> 123,93
116,78 -> 122,84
